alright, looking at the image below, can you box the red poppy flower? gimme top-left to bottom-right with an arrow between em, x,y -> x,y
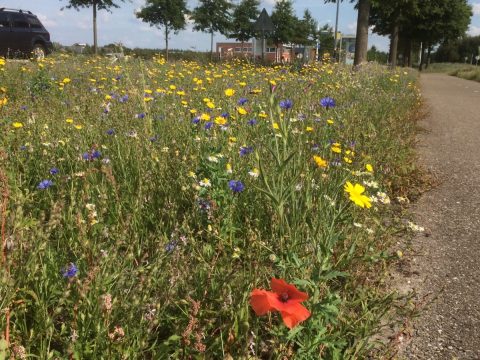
250,278 -> 311,329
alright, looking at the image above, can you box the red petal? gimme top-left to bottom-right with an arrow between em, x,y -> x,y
280,303 -> 311,329
250,289 -> 275,315
270,278 -> 309,302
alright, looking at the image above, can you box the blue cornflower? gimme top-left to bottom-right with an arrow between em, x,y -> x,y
228,180 -> 245,193
20,145 -> 27,151
37,179 -> 53,190
49,167 -> 59,175
62,263 -> 78,278
91,150 -> 102,159
221,112 -> 229,118
165,241 -> 177,253
204,121 -> 213,130
279,99 -> 293,110
237,97 -> 248,106
247,118 -> 257,126
320,97 -> 336,109
149,135 -> 159,142
239,146 -> 254,157
192,116 -> 200,124
20,105 -> 28,110
119,94 -> 129,103
135,112 -> 146,119
106,129 -> 115,135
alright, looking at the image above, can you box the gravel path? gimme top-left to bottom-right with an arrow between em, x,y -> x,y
401,74 -> 480,359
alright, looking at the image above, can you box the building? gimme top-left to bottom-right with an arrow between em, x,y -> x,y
216,40 -> 292,62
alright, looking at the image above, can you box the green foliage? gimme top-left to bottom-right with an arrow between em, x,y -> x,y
292,9 -> 318,47
228,0 -> 260,44
191,0 -> 233,36
60,0 -> 124,11
367,45 -> 388,64
0,55 -> 421,358
135,0 -> 189,59
270,0 -> 297,47
435,35 -> 480,63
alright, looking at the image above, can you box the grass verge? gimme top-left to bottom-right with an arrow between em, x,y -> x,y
1,56 -> 421,358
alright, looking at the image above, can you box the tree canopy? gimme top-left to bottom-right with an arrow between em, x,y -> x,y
228,0 -> 260,45
136,0 -> 189,61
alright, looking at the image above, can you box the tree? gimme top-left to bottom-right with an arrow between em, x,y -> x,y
324,0 -> 371,67
409,0 -> 471,70
136,0 -> 189,61
191,0 -> 233,59
370,0 -> 418,68
228,0 -> 260,53
292,9 -> 318,47
60,0 -> 125,55
270,0 -> 297,62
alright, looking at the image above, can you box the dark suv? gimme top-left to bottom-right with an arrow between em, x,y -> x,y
0,8 -> 53,59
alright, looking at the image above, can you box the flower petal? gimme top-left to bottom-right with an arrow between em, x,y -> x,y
250,289 -> 275,315
280,303 -> 311,329
270,278 -> 309,302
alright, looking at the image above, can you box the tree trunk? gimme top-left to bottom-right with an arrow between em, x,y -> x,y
419,42 -> 426,71
389,22 -> 399,69
407,39 -> 412,67
353,0 -> 370,67
210,31 -> 214,61
165,26 -> 169,62
93,0 -> 98,55
426,45 -> 432,69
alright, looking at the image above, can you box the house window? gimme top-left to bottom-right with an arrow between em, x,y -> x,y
266,47 -> 276,53
234,48 -> 241,52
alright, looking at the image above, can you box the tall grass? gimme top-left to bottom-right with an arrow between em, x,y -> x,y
0,55 -> 420,358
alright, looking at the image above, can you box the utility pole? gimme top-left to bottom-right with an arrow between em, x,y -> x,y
334,0 -> 340,61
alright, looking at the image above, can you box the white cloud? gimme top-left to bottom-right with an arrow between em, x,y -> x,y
472,3 -> 480,16
37,14 -> 57,28
468,24 -> 480,36
346,22 -> 356,34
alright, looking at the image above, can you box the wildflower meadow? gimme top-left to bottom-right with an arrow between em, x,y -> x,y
1,55 -> 421,358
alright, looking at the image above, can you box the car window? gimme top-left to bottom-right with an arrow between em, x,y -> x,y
0,13 -> 10,28
11,14 -> 29,29
28,16 -> 43,29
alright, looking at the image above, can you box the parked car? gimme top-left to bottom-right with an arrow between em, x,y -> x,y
0,8 -> 53,59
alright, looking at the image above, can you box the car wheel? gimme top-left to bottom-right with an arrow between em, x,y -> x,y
32,44 -> 46,60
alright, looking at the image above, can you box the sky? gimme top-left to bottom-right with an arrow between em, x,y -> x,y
3,0 -> 480,52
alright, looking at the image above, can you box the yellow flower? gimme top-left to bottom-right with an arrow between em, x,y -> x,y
272,122 -> 279,130
12,122 -> 24,128
258,111 -> 267,118
365,164 -> 374,172
169,85 -> 176,90
215,116 -> 227,125
344,182 -> 372,209
306,126 -> 313,132
224,88 -> 235,97
66,118 -> 74,123
206,101 -> 215,109
237,107 -> 247,115
190,109 -> 197,114
105,94 -> 112,100
200,113 -> 211,121
343,157 -> 352,164
74,124 -> 83,130
176,90 -> 186,96
331,145 -> 342,153
313,155 -> 327,168
62,77 -> 71,84
226,163 -> 232,173
327,119 -> 334,124
228,137 -> 237,143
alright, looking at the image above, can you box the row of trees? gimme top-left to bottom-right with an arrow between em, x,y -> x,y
61,0 -> 473,68
369,0 -> 472,69
434,35 -> 480,63
61,0 -> 334,61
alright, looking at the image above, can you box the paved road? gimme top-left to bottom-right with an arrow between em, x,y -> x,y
401,74 -> 480,359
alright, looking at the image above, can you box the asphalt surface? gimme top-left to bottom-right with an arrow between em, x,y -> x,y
401,74 -> 480,359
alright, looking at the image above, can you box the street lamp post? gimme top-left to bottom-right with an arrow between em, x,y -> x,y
334,0 -> 340,61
